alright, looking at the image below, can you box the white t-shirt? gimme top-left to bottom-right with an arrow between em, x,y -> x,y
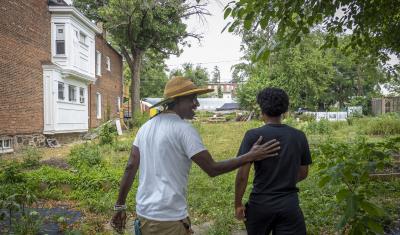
133,113 -> 206,221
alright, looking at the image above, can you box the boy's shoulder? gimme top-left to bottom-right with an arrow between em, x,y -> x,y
252,124 -> 306,137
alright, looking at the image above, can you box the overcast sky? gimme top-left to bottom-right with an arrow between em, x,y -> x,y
166,0 -> 242,82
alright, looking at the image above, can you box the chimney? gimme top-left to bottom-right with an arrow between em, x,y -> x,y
96,22 -> 107,39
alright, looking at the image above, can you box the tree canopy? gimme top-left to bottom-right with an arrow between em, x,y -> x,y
236,31 -> 390,112
211,66 -> 221,83
224,0 -> 400,65
170,63 -> 210,87
75,0 -> 208,113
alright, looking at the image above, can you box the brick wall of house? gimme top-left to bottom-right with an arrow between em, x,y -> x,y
89,35 -> 123,128
0,0 -> 51,135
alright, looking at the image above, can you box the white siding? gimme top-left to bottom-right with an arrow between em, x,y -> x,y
43,65 -> 89,134
51,15 -> 96,82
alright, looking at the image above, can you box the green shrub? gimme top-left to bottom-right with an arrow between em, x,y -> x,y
99,123 -> 117,145
315,137 -> 398,234
129,112 -> 149,128
283,116 -> 299,128
0,162 -> 25,184
113,140 -> 131,152
363,113 -> 400,135
224,113 -> 236,121
26,166 -> 75,188
329,121 -> 347,130
303,119 -> 333,135
0,188 -> 39,234
68,143 -> 102,169
21,147 -> 42,169
298,113 -> 316,122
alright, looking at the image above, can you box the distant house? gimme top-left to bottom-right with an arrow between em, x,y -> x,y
216,103 -> 240,111
372,97 -> 400,116
207,82 -> 237,99
0,0 -> 123,153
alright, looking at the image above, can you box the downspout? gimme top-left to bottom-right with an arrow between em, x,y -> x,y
88,84 -> 92,129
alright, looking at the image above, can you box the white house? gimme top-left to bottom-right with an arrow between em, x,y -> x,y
43,5 -> 101,134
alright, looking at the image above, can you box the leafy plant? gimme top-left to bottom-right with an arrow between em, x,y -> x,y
99,123 -> 117,145
14,211 -> 42,235
0,190 -> 39,234
69,143 -> 102,169
129,112 -> 149,128
0,162 -> 25,184
315,137 -> 396,234
303,119 -> 333,135
113,139 -> 131,152
21,146 -> 42,169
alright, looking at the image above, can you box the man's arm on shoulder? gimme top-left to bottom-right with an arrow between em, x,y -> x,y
191,130 -> 255,178
191,136 -> 279,177
191,150 -> 249,177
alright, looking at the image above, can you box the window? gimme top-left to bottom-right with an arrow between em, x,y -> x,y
0,138 -> 13,152
55,24 -> 65,55
79,32 -> 87,44
58,82 -> 65,100
68,85 -> 76,102
96,93 -> 102,119
2,139 -> 11,149
96,51 -> 101,76
79,88 -> 85,104
106,56 -> 111,71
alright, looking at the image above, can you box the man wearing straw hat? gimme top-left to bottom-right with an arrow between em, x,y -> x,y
111,76 -> 280,235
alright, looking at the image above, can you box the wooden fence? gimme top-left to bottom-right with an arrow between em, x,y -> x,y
372,97 -> 400,115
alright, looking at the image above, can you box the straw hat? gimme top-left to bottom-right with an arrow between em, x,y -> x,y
150,76 -> 214,108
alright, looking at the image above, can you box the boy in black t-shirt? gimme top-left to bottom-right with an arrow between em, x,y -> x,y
235,88 -> 312,235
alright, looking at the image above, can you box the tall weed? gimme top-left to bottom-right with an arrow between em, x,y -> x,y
21,147 -> 42,169
303,119 -> 333,135
99,124 -> 117,146
315,137 -> 398,234
68,143 -> 102,169
362,113 -> 400,135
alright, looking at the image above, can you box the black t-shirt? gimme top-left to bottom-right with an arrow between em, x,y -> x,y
237,124 -> 312,205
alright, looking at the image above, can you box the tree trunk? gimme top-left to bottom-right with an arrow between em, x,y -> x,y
356,66 -> 364,96
120,46 -> 144,116
131,49 -> 143,114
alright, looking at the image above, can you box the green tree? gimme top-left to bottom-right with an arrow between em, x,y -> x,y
236,32 -> 389,111
124,50 -> 168,98
75,0 -> 208,113
211,65 -> 221,83
224,0 -> 400,64
170,63 -> 209,87
217,86 -> 223,98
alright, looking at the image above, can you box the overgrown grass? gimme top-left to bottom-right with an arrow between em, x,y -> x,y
361,113 -> 400,136
1,115 -> 399,234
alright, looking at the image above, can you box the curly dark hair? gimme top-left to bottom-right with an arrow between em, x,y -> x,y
256,87 -> 289,117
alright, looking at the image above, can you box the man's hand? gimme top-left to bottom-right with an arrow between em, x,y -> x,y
111,211 -> 127,233
235,204 -> 246,221
248,137 -> 280,161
